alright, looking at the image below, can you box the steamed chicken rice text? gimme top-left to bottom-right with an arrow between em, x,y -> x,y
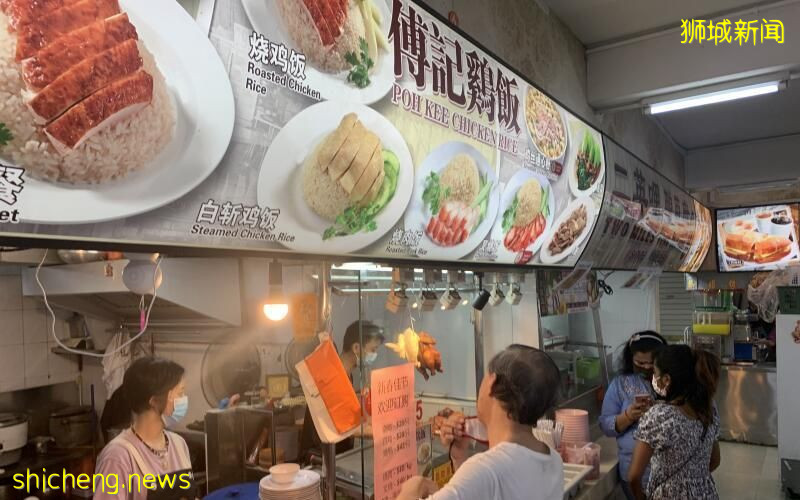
0,0 -> 174,183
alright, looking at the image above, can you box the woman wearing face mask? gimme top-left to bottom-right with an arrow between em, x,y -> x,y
95,357 -> 194,500
299,320 -> 384,464
599,331 -> 666,499
628,345 -> 721,500
398,345 -> 564,500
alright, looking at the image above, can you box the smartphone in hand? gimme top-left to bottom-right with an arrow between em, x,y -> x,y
635,394 -> 653,408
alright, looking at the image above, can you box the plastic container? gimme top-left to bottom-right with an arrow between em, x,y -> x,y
692,311 -> 731,335
576,358 -> 600,382
583,443 -> 601,480
693,290 -> 735,312
564,442 -> 587,465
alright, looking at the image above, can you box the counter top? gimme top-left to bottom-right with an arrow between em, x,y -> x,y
573,436 -> 620,500
721,362 -> 776,373
0,446 -> 92,482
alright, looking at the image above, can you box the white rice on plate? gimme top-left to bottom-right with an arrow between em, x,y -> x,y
0,13 -> 175,183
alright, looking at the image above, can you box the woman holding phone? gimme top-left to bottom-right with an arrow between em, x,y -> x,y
599,331 -> 666,499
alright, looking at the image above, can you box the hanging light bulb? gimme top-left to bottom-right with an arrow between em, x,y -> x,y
263,261 -> 289,321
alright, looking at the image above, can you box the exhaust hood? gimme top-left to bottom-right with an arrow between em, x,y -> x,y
21,258 -> 241,327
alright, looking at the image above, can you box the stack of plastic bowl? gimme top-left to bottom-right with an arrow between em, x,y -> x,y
555,408 -> 590,453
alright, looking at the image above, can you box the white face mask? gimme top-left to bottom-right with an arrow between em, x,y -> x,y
364,351 -> 378,366
652,375 -> 667,398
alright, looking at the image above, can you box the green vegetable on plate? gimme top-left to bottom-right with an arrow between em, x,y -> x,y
422,171 -> 450,215
0,123 -> 13,147
345,38 -> 374,89
576,132 -> 602,191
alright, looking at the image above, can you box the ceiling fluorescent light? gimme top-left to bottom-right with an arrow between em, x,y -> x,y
647,81 -> 782,115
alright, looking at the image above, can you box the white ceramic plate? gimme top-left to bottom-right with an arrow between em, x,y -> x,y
539,197 -> 598,265
489,169 -> 555,264
566,119 -> 605,198
15,0 -> 234,224
257,100 -> 413,254
242,0 -> 395,105
404,141 -> 500,260
524,85 -> 568,163
260,469 -> 320,491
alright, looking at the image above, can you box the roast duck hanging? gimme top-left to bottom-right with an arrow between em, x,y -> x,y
386,328 -> 444,380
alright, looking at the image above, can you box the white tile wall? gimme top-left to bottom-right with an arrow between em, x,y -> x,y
0,275 -> 22,310
0,309 -> 23,346
24,342 -> 49,379
22,308 -> 48,343
0,268 -> 78,393
0,344 -> 24,392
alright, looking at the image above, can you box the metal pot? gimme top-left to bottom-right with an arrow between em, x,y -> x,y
0,413 -> 28,467
49,406 -> 93,448
56,249 -> 105,264
31,436 -> 55,455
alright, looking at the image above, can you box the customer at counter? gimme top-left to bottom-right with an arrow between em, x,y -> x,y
599,331 -> 666,499
398,345 -> 564,500
629,345 -> 721,500
299,320 -> 385,464
95,357 -> 195,500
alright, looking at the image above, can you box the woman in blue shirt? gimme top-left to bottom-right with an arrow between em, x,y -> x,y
599,331 -> 666,499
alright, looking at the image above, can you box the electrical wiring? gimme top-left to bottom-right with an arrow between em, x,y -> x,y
35,249 -> 162,358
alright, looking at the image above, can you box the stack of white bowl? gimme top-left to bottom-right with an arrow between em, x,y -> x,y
259,464 -> 321,500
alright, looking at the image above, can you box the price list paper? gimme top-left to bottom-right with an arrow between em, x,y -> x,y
372,363 -> 417,500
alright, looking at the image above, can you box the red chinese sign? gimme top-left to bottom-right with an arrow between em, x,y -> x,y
372,363 -> 417,500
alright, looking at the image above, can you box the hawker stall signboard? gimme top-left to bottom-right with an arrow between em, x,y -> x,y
372,363 -> 417,500
579,139 -> 712,272
0,0 -> 615,268
716,204 -> 800,272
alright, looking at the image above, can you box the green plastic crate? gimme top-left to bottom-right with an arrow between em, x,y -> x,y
779,287 -> 800,314
576,358 -> 601,381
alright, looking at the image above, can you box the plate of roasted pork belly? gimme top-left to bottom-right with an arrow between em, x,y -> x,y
1,0 -> 234,224
242,0 -> 395,105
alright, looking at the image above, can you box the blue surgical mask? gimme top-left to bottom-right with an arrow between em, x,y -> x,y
364,351 -> 378,366
163,415 -> 179,428
170,395 -> 189,422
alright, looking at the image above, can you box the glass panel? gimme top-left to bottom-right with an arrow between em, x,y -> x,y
325,264 -> 536,497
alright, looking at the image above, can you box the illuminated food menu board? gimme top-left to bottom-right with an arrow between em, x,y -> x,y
717,204 -> 800,272
0,0 -> 606,268
579,139 -> 712,272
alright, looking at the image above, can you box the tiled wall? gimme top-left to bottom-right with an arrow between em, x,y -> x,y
0,270 -> 78,393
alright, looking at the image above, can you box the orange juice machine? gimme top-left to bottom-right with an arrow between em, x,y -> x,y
690,289 -> 736,361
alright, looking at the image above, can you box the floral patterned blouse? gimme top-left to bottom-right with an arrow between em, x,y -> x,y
634,403 -> 720,499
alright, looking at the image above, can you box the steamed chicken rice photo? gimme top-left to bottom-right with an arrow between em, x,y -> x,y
0,0 -> 174,183
422,153 -> 492,247
302,112 -> 399,240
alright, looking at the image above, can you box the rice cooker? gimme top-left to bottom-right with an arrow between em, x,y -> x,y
0,412 -> 28,466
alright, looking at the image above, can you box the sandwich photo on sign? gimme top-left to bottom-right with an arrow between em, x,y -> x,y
716,204 -> 800,272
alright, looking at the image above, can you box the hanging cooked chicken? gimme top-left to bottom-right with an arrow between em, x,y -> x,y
417,332 -> 443,380
386,328 -> 444,380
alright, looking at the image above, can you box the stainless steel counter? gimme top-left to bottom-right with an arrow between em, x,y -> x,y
715,363 -> 777,445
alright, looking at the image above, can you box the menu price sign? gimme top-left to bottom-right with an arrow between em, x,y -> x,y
580,138 -> 712,272
0,0 -> 610,270
717,204 -> 800,272
372,363 -> 417,500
